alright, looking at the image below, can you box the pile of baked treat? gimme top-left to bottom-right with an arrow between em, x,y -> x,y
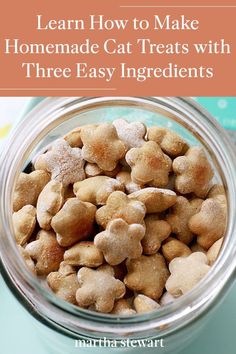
12,119 -> 227,314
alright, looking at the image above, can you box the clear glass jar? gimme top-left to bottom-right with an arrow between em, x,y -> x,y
0,97 -> 236,354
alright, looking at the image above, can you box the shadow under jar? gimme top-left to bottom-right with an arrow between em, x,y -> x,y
0,97 -> 236,354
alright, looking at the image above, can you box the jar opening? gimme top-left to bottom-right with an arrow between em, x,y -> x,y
0,97 -> 236,337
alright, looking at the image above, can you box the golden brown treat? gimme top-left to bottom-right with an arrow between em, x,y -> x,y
13,170 -> 50,212
96,191 -> 146,229
74,176 -> 124,205
162,238 -> 192,263
47,262 -> 79,304
173,146 -> 214,198
142,215 -> 171,255
25,230 -> 64,276
94,219 -> 145,265
51,198 -> 96,247
113,119 -> 146,149
80,123 -> 127,171
124,254 -> 169,300
34,139 -> 85,186
133,294 -> 160,313
166,252 -> 210,297
166,196 -> 203,244
37,180 -> 64,230
116,171 -> 142,194
64,241 -> 104,267
76,265 -> 126,313
207,238 -> 223,266
64,127 -> 83,148
129,187 -> 177,213
147,126 -> 189,157
18,246 -> 36,274
126,141 -> 172,187
189,198 -> 227,249
110,299 -> 136,315
13,205 -> 36,245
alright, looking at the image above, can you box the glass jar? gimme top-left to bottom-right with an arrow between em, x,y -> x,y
0,97 -> 236,354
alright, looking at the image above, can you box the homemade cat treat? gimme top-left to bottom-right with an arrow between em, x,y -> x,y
76,265 -> 126,313
94,218 -> 145,265
95,191 -> 146,228
188,198 -> 227,249
166,196 -> 203,244
80,123 -> 127,171
25,230 -> 64,276
173,146 -> 214,198
166,252 -> 210,297
126,141 -> 172,187
47,262 -> 79,304
142,214 -> 171,255
51,198 -> 96,247
73,176 -> 124,205
64,127 -> 83,148
124,254 -> 169,300
13,205 -> 36,245
13,119 -> 227,316
113,118 -> 146,149
37,180 -> 64,230
64,241 -> 104,267
147,126 -> 189,157
35,139 -> 86,186
13,170 -> 50,212
133,294 -> 160,313
162,238 -> 192,263
128,187 -> 177,213
110,299 -> 136,315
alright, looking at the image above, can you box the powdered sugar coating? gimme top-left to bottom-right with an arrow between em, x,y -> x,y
76,265 -> 126,313
35,139 -> 85,186
113,119 -> 146,149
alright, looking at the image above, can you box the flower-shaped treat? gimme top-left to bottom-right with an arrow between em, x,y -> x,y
80,124 -> 127,171
165,252 -> 210,296
173,146 -> 214,198
124,254 -> 169,300
35,139 -> 85,186
113,118 -> 146,149
76,265 -> 126,313
95,191 -> 146,228
126,141 -> 172,187
94,218 -> 145,265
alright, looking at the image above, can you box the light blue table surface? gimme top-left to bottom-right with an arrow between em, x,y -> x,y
1,97 -> 236,353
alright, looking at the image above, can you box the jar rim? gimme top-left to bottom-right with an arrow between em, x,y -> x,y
0,96 -> 236,336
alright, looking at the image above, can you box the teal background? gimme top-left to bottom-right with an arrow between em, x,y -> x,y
0,97 -> 236,353
196,97 -> 236,130
25,96 -> 236,130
